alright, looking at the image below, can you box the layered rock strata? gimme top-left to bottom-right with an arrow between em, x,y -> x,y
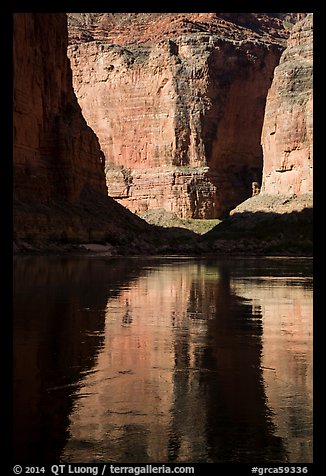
68,13 -> 286,219
260,13 -> 313,197
67,13 -> 291,46
13,13 -> 153,248
202,13 -> 313,257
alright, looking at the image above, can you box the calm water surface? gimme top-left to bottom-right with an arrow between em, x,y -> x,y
13,256 -> 313,463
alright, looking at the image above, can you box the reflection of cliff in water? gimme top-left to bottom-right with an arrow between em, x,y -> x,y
14,257 -> 312,463
61,259 -> 310,463
13,257 -> 146,462
63,261 -> 191,462
168,264 -> 285,463
231,274 -> 313,462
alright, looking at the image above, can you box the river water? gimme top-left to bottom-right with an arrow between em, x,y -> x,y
13,256 -> 313,464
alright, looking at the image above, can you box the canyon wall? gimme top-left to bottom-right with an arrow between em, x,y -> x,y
13,13 -> 106,205
68,13 -> 286,219
260,13 -> 313,196
13,13 -> 153,248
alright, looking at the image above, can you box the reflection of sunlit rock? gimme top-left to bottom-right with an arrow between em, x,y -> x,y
231,276 -> 313,462
61,259 -> 312,463
63,263 -> 216,462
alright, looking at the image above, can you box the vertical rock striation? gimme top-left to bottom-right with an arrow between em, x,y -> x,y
68,13 -> 286,219
13,13 -> 152,248
260,14 -> 313,196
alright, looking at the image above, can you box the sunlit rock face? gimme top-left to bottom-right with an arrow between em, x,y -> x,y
68,13 -> 287,218
260,14 -> 313,196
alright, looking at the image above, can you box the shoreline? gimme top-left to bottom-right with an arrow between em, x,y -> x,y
13,241 -> 313,259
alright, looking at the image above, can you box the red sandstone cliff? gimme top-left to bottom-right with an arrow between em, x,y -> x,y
230,13 -> 313,217
14,14 -> 107,205
13,13 -> 154,249
67,13 -> 287,219
260,13 -> 313,196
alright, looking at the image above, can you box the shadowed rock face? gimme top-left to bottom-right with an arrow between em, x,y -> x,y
260,14 -> 313,196
67,13 -> 286,219
13,13 -> 153,247
13,13 -> 106,205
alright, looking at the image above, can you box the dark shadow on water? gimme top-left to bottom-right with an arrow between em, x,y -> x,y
13,256 -> 147,462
